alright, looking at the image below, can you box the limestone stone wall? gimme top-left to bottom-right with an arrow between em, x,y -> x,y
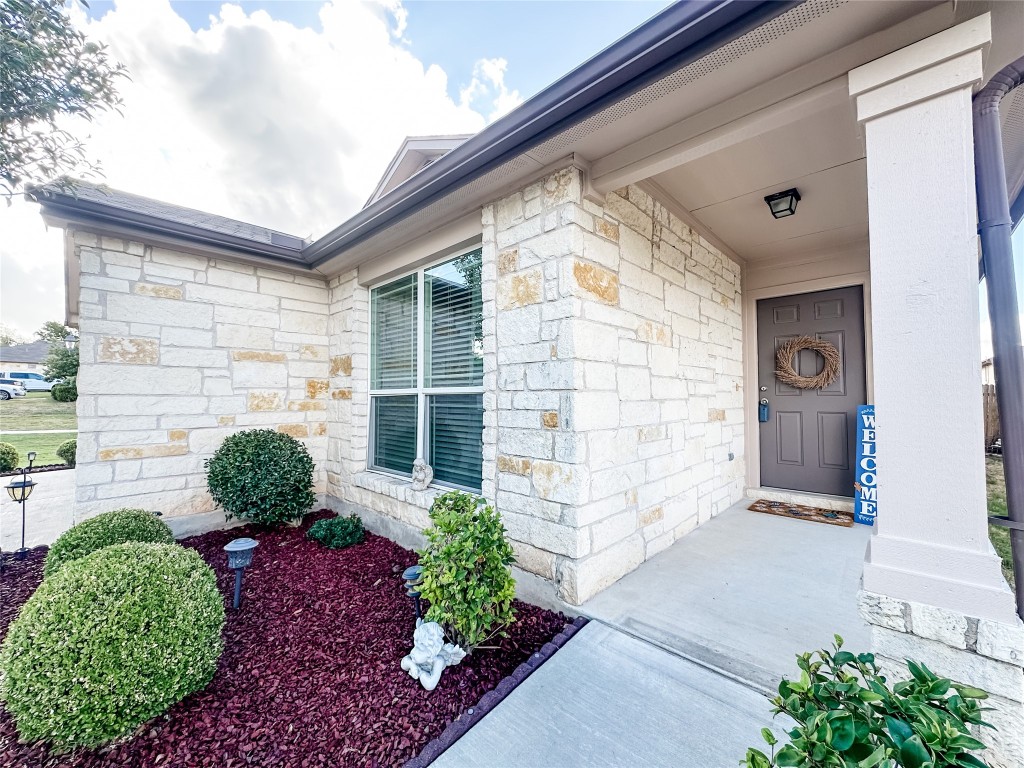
72,231 -> 329,524
486,166 -> 744,604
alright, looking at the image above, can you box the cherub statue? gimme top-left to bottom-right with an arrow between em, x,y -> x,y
410,459 -> 434,491
400,621 -> 466,691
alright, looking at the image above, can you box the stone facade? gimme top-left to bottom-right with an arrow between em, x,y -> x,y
859,590 -> 1024,767
72,232 -> 329,523
485,166 -> 744,604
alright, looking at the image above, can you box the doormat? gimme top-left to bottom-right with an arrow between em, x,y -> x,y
748,498 -> 854,528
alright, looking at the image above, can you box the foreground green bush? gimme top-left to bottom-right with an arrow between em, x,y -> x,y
0,542 -> 224,749
45,507 -> 173,577
50,379 -> 77,402
56,437 -> 77,467
742,636 -> 994,768
0,442 -> 18,472
418,491 -> 516,651
205,429 -> 315,525
307,514 -> 365,549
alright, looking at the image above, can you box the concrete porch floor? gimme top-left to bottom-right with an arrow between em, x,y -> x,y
582,500 -> 872,692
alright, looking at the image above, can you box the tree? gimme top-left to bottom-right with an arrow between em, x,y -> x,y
0,323 -> 25,346
1,0 -> 127,197
35,320 -> 71,344
43,344 -> 78,382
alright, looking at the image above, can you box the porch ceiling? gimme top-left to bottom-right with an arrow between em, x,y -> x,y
650,101 -> 868,263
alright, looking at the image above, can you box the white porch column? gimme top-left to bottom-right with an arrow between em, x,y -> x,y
851,16 -> 1023,767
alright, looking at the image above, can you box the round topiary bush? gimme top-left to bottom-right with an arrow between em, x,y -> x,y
50,379 -> 77,402
0,442 -> 18,472
205,429 -> 315,525
0,542 -> 224,749
56,437 -> 77,467
44,507 -> 174,577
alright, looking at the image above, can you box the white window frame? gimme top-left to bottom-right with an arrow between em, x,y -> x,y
367,246 -> 484,492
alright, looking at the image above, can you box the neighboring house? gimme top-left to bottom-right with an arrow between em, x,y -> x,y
0,340 -> 52,372
29,2 -> 1024,763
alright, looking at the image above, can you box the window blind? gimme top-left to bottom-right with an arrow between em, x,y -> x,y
425,250 -> 482,388
371,396 -> 417,475
371,275 -> 417,390
428,394 -> 483,491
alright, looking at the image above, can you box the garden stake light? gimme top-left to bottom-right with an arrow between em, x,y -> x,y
403,565 -> 424,624
5,452 -> 37,560
223,538 -> 258,610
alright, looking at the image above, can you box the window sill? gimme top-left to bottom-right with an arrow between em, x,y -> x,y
351,470 -> 444,511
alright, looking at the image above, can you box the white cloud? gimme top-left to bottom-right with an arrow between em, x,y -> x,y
0,0 -> 521,337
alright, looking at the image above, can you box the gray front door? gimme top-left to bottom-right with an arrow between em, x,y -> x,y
757,286 -> 866,496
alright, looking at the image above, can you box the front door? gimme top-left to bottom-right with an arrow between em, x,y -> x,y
757,286 -> 866,496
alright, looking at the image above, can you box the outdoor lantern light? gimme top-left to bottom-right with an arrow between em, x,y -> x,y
64,333 -> 78,351
764,188 -> 801,219
6,452 -> 37,560
403,565 -> 424,624
223,538 -> 258,610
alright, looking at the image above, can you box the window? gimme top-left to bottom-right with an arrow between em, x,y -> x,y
369,248 -> 484,491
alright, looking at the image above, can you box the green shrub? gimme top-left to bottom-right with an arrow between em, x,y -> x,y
0,442 -> 18,472
307,514 -> 365,549
56,437 -> 77,467
0,542 -> 224,749
44,507 -> 173,577
205,429 -> 315,525
50,378 -> 77,402
742,636 -> 994,768
418,491 -> 516,651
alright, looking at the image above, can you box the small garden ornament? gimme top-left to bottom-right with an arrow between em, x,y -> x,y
410,459 -> 433,491
400,621 -> 465,691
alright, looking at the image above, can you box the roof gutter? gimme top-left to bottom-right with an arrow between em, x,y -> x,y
30,190 -> 309,266
973,55 -> 1024,620
302,0 -> 800,267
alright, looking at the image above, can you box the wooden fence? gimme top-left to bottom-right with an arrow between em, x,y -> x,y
984,384 -> 1001,448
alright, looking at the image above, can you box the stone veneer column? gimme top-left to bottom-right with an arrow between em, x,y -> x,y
850,14 -> 1023,766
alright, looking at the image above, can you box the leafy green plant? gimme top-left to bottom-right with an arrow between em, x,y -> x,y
307,514 -> 365,549
50,378 -> 76,401
44,507 -> 173,577
0,441 -> 18,472
742,636 -> 994,768
417,491 -> 516,651
0,542 -> 224,749
55,437 -> 76,466
205,429 -> 315,525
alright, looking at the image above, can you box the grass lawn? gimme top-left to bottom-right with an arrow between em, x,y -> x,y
1,432 -> 73,467
987,455 -> 1015,590
0,392 -> 77,431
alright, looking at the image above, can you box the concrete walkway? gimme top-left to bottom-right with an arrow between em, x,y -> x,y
583,502 -> 872,691
1,468 -> 75,551
432,621 -> 782,768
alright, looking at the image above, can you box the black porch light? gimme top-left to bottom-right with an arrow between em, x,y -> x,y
402,565 -> 424,623
6,452 -> 37,560
764,188 -> 801,219
223,537 -> 258,610
64,333 -> 78,351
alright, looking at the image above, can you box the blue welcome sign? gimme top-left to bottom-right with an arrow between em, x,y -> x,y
854,405 -> 877,525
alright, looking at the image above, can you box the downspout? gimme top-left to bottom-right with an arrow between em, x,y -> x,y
973,56 -> 1024,620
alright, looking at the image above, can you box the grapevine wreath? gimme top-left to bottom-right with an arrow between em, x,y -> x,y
774,335 -> 841,390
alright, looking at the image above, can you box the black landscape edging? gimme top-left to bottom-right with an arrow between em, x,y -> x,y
0,464 -> 73,477
404,615 -> 589,768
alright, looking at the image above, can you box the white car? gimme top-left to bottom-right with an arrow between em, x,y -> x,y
0,382 -> 27,400
0,371 -> 55,392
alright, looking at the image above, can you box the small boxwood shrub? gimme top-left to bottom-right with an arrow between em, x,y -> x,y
50,379 -> 77,402
418,491 -> 516,651
56,438 -> 77,467
205,429 -> 315,525
307,514 -> 365,549
0,442 -> 18,472
0,542 -> 224,749
742,636 -> 994,768
44,507 -> 173,577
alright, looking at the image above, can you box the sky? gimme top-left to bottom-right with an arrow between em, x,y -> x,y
0,0 -> 1021,359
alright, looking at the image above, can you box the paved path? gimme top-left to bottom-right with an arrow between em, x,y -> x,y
0,429 -> 77,434
432,621 -> 781,768
1,468 -> 75,551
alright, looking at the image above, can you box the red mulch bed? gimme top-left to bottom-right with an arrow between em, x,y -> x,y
0,510 -> 567,768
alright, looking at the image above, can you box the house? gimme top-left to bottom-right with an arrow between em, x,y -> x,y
0,340 -> 53,372
29,1 -> 1024,763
